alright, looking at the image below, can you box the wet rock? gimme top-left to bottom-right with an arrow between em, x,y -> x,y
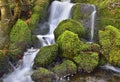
56,30 -> 82,59
99,25 -> 120,66
34,43 -> 58,67
74,52 -> 99,73
52,60 -> 77,78
54,19 -> 85,40
32,67 -> 56,82
8,19 -> 31,62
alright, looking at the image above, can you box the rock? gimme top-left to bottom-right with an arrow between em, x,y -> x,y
0,51 -> 9,77
56,30 -> 82,59
54,19 -> 85,40
99,25 -> 120,66
71,3 -> 98,41
52,60 -> 77,78
34,43 -> 58,67
32,67 -> 55,82
74,52 -> 99,73
9,19 -> 31,62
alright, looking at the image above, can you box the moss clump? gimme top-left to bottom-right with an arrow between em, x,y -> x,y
57,30 -> 82,59
54,19 -> 85,40
9,19 -> 31,62
32,67 -> 55,82
99,25 -> 120,66
34,44 -> 58,67
74,52 -> 98,73
52,60 -> 77,77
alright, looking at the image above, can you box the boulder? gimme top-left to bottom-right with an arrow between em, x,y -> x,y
99,25 -> 120,66
9,19 -> 31,62
32,67 -> 55,82
52,60 -> 77,78
34,43 -> 58,67
56,30 -> 82,59
54,19 -> 85,40
74,52 -> 99,73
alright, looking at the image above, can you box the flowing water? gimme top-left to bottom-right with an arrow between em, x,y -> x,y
90,5 -> 96,42
3,1 -> 74,82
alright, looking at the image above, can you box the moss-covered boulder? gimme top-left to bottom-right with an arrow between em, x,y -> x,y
32,67 -> 55,82
99,25 -> 120,66
29,0 -> 49,32
52,60 -> 77,78
54,19 -> 85,40
9,19 -> 31,62
74,52 -> 99,73
57,30 -> 82,59
34,44 -> 58,67
0,51 -> 9,77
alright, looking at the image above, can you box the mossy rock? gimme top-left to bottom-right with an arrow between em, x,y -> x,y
57,30 -> 83,59
52,60 -> 77,78
34,44 -> 58,67
99,25 -> 120,66
32,67 -> 55,82
0,51 -> 9,77
54,19 -> 85,40
74,52 -> 99,73
9,19 -> 31,62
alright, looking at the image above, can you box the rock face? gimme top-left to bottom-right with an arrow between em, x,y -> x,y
73,0 -> 120,29
32,67 -> 55,82
99,25 -> 120,66
9,19 -> 31,62
52,60 -> 77,78
57,30 -> 82,59
34,44 -> 58,67
54,19 -> 85,40
74,52 -> 99,73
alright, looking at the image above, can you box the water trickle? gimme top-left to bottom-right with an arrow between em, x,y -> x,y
90,5 -> 96,42
3,1 -> 74,82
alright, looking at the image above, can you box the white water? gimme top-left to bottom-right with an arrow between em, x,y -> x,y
3,1 -> 74,82
37,1 -> 74,46
101,64 -> 120,73
3,48 -> 40,82
90,5 -> 96,42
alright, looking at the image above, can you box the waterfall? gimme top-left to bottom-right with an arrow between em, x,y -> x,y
3,1 -> 74,82
3,48 -> 40,82
90,5 -> 96,42
37,1 -> 74,46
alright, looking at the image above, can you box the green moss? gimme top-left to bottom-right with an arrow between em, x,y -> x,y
9,19 -> 31,61
74,52 -> 98,73
34,44 -> 58,67
52,60 -> 77,77
32,67 -> 55,82
54,19 -> 85,40
99,25 -> 120,66
57,30 -> 83,59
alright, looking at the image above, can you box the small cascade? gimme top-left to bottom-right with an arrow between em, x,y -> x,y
37,1 -> 74,46
3,48 -> 40,82
90,5 -> 96,42
101,64 -> 120,73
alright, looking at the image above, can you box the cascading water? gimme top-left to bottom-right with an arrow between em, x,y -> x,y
37,0 -> 74,46
3,1 -> 74,82
90,5 -> 96,42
